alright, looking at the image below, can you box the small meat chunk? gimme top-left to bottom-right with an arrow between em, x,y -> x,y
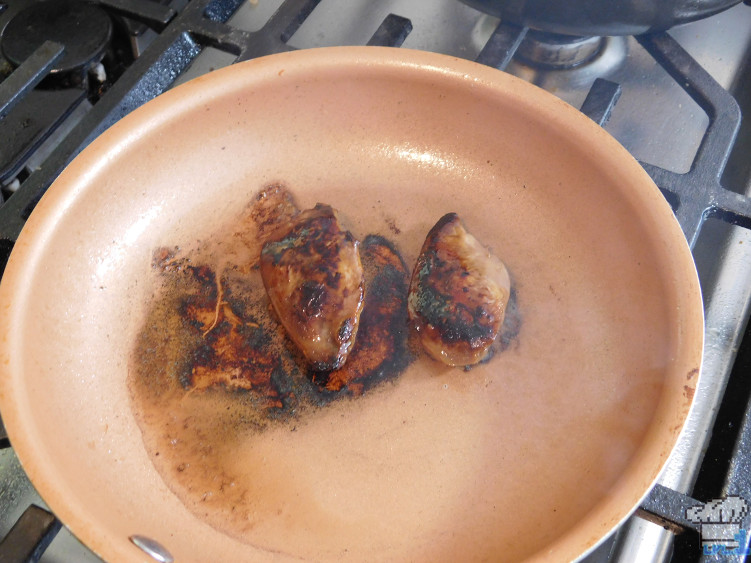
246,184 -> 301,244
408,213 -> 511,367
260,204 -> 365,371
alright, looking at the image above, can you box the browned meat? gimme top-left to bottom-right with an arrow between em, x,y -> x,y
408,213 -> 511,367
231,184 -> 301,270
260,204 -> 365,371
149,254 -> 293,409
244,184 -> 300,244
185,279 -> 281,396
313,235 -> 412,395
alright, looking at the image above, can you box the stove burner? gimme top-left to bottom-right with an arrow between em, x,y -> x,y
515,31 -> 605,69
1,0 -> 112,78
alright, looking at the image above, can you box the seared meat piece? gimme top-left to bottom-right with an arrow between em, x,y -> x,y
408,213 -> 511,367
243,184 -> 300,246
232,184 -> 301,271
314,235 -> 412,395
260,204 -> 365,371
250,184 -> 300,236
149,253 -> 294,409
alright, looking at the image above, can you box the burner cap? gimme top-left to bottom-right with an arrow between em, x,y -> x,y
1,0 -> 112,75
516,31 -> 604,70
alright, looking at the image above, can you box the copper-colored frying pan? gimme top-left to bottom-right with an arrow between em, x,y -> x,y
0,47 -> 703,562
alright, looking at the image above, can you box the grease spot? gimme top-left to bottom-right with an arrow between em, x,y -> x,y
384,216 -> 401,235
683,384 -> 695,401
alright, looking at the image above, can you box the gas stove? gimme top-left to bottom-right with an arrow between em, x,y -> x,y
1,1 -> 751,561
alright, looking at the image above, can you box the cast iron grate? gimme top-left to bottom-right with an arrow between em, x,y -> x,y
1,0 -> 751,561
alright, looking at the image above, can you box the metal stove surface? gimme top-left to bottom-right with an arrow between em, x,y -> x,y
1,1 -> 751,562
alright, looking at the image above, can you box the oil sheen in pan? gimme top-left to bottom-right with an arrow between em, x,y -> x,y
127,184 -> 662,562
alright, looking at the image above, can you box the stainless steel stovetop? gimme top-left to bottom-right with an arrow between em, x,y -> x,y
1,1 -> 751,561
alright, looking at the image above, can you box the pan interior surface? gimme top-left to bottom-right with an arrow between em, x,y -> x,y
0,48 -> 703,562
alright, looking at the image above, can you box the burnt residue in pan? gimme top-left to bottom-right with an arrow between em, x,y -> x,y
132,190 -> 418,431
144,235 -> 518,408
181,233 -> 413,412
127,184 -> 522,552
127,189 -> 426,546
131,185 -> 524,429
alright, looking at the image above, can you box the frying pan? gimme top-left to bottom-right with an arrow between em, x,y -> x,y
0,47 -> 703,562
458,0 -> 741,36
